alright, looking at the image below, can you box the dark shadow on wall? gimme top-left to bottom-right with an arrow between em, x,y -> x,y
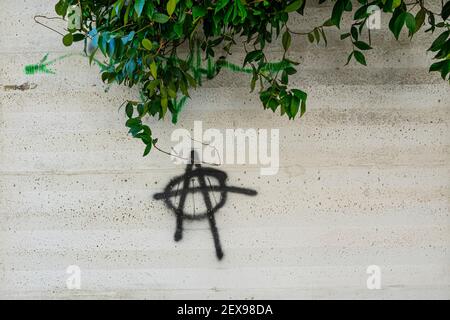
153,150 -> 258,260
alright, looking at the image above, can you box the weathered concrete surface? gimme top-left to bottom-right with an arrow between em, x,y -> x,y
0,0 -> 449,299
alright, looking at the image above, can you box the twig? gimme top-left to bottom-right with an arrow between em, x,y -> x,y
153,143 -> 221,166
34,15 -> 65,36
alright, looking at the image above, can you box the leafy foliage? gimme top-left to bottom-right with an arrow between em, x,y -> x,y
54,0 -> 450,156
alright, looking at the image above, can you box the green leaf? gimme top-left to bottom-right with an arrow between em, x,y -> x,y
150,61 -> 158,79
429,31 -> 449,52
442,1 -> 450,21
174,23 -> 183,37
300,98 -> 306,117
125,102 -> 133,118
353,41 -> 372,50
429,60 -> 450,80
243,50 -> 263,66
344,0 -> 352,11
351,26 -> 358,41
292,89 -> 306,99
415,8 -> 426,32
152,13 -> 170,24
331,0 -> 348,28
404,12 -> 416,35
192,6 -> 207,19
142,125 -> 152,137
215,0 -> 229,13
354,5 -> 369,20
62,33 -> 73,46
161,97 -> 168,117
281,70 -> 288,84
429,61 -> 444,72
146,79 -> 160,94
290,95 -> 300,118
73,33 -> 85,42
353,50 -> 367,66
340,33 -> 351,40
282,31 -> 291,51
134,0 -> 145,17
126,117 -> 142,128
439,60 -> 450,80
184,72 -> 197,87
235,0 -> 247,21
143,143 -> 152,156
392,0 -> 402,10
345,52 -> 353,65
323,18 -> 334,27
142,39 -> 153,51
167,0 -> 177,16
124,2 -> 131,25
55,0 -> 68,17
285,0 -> 304,13
391,12 -> 407,40
113,0 -> 124,17
267,97 -> 279,112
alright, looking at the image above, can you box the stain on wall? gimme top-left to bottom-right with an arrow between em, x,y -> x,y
2,82 -> 37,91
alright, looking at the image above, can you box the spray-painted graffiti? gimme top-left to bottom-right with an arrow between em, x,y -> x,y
154,150 -> 257,260
24,53 -> 75,75
24,53 -> 108,76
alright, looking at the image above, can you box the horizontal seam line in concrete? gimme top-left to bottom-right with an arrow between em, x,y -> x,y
1,164 -> 450,176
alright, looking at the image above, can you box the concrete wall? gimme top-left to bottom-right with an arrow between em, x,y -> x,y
0,0 -> 449,299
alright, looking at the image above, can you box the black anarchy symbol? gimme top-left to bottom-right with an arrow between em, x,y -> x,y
154,150 -> 258,260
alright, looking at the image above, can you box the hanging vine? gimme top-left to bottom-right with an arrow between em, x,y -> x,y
52,0 -> 450,156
